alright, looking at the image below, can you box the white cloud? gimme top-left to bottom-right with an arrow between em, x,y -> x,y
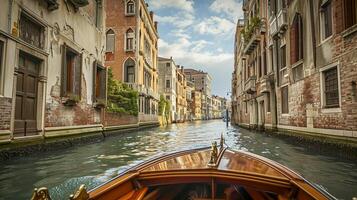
209,0 -> 244,21
148,0 -> 194,13
155,12 -> 194,28
194,16 -> 235,36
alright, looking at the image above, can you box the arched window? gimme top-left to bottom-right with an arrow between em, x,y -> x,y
106,29 -> 115,52
126,0 -> 135,15
126,28 -> 134,51
124,58 -> 135,83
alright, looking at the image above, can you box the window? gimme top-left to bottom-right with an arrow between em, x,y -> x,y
19,13 -> 45,49
95,0 -> 103,28
144,70 -> 151,87
320,0 -> 332,40
61,44 -> 82,97
144,37 -> 151,61
0,41 -> 3,94
344,0 -> 357,29
93,62 -> 107,102
281,86 -> 289,113
124,58 -> 135,83
126,29 -> 134,51
166,80 -> 170,88
166,63 -> 170,67
279,44 -> 288,85
290,13 -> 303,64
166,95 -> 170,100
126,0 -> 135,15
106,29 -> 115,52
323,67 -> 339,108
267,93 -> 271,112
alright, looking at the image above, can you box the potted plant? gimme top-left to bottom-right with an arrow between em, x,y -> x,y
64,93 -> 80,106
94,99 -> 106,109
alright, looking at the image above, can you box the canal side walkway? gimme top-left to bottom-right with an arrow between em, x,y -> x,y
0,121 -> 159,161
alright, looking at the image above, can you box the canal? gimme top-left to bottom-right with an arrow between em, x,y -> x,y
0,120 -> 356,200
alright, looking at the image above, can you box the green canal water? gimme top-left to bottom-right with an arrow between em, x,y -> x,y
0,120 -> 356,199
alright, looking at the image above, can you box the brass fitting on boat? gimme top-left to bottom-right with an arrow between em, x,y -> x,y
208,141 -> 218,167
30,187 -> 51,200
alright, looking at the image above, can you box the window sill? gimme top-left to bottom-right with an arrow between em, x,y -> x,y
321,107 -> 341,113
125,49 -> 135,52
125,13 -> 136,17
342,24 -> 357,38
318,35 -> 333,46
281,113 -> 290,117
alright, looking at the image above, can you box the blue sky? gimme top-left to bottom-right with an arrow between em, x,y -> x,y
146,0 -> 244,97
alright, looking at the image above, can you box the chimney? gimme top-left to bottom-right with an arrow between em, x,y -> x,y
150,11 -> 154,21
154,21 -> 158,30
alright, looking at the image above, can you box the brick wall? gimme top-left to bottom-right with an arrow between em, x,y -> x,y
0,97 -> 11,130
45,97 -> 101,127
105,0 -> 136,81
105,112 -> 138,126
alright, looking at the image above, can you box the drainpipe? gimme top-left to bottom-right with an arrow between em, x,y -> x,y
7,0 -> 13,34
309,0 -> 317,68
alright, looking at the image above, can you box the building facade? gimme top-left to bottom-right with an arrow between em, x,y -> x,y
185,69 -> 212,120
176,66 -> 187,122
105,0 -> 159,123
158,56 -> 177,122
0,0 -> 106,142
191,90 -> 202,120
232,0 -> 357,139
186,80 -> 194,121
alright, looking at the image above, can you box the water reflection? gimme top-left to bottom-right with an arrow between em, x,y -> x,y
0,120 -> 356,199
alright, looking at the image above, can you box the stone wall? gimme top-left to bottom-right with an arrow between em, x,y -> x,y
0,97 -> 11,130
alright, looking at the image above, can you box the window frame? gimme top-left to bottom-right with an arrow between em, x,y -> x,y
19,11 -> 46,50
320,0 -> 333,42
0,39 -> 4,95
106,29 -> 115,53
281,86 -> 289,114
344,0 -> 357,29
125,28 -> 135,52
61,44 -> 82,98
124,58 -> 135,83
125,0 -> 135,15
166,80 -> 170,88
93,61 -> 107,103
320,62 -> 341,111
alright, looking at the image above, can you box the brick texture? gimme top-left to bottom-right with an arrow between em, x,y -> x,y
0,97 -> 12,130
104,112 -> 138,126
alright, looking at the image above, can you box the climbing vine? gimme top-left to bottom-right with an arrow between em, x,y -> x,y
107,68 -> 138,116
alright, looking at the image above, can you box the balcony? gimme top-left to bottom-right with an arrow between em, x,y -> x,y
259,76 -> 270,93
269,16 -> 278,37
277,9 -> 288,33
242,18 -> 265,55
244,76 -> 256,94
147,87 -> 160,100
125,83 -> 146,94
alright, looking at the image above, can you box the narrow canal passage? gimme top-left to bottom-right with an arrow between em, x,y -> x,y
0,120 -> 356,200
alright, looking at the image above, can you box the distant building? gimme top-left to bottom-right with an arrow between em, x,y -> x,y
158,57 -> 177,122
191,90 -> 202,120
184,69 -> 212,119
176,66 -> 187,122
105,0 -> 159,123
186,80 -> 195,121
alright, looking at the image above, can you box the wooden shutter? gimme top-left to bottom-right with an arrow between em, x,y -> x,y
61,44 -> 67,97
298,14 -> 303,61
100,66 -> 106,99
93,60 -> 97,102
290,15 -> 297,64
74,53 -> 82,97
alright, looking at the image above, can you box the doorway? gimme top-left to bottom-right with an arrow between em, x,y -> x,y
14,52 -> 40,137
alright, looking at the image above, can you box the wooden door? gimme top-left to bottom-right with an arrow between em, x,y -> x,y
14,53 -> 39,137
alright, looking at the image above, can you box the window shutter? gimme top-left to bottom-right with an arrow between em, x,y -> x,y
93,60 -> 97,102
74,53 -> 82,97
290,16 -> 297,64
298,14 -> 303,61
61,44 -> 67,97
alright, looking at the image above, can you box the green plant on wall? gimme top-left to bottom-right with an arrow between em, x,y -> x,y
241,17 -> 261,42
107,68 -> 138,116
158,95 -> 171,120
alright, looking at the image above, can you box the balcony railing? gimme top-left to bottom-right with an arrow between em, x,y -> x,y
147,87 -> 160,100
277,9 -> 288,33
244,76 -> 256,94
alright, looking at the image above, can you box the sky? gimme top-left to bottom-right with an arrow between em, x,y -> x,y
146,0 -> 244,98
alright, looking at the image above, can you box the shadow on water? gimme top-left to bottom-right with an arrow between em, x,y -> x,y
0,120 -> 356,200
